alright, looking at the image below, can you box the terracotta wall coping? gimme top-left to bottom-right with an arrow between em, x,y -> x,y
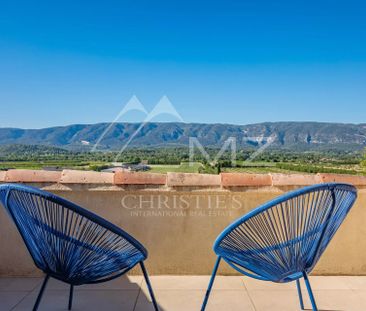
318,173 -> 366,186
221,173 -> 272,187
5,169 -> 62,183
0,171 -> 7,182
60,169 -> 114,184
115,171 -> 166,185
271,173 -> 322,186
167,172 -> 221,187
0,169 -> 365,187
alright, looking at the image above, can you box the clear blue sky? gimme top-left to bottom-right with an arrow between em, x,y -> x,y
0,0 -> 365,128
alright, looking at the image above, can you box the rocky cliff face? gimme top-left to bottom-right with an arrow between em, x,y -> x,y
0,121 -> 365,151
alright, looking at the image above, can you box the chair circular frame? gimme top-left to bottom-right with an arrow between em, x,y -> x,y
213,183 -> 357,283
0,183 -> 147,285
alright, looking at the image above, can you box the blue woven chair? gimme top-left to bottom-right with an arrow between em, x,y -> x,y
201,183 -> 357,311
0,184 -> 159,311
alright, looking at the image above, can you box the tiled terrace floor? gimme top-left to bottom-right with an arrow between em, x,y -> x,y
1,276 -> 366,311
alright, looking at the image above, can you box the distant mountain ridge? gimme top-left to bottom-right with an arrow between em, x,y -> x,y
0,122 -> 365,151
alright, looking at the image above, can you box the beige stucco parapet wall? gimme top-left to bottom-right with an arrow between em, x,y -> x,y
0,169 -> 365,276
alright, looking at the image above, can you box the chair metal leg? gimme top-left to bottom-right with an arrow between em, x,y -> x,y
201,256 -> 221,311
140,262 -> 159,311
68,285 -> 74,310
33,274 -> 50,311
303,271 -> 318,311
296,279 -> 305,310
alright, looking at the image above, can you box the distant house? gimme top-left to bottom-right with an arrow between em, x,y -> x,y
101,163 -> 150,173
42,166 -> 63,171
100,167 -> 124,173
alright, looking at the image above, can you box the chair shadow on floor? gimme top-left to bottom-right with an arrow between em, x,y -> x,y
9,274 -> 165,311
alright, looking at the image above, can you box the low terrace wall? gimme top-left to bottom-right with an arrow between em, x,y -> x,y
0,169 -> 366,276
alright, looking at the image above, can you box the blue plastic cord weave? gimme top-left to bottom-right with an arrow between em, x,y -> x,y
0,184 -> 147,285
213,183 -> 357,283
